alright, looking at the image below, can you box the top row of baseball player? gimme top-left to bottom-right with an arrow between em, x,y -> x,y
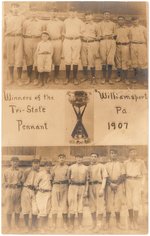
4,3 -> 148,87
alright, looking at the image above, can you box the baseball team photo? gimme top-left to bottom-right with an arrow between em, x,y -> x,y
2,145 -> 148,234
3,1 -> 148,90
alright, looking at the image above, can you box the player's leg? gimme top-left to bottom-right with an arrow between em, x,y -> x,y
72,39 -> 81,85
63,39 -> 71,85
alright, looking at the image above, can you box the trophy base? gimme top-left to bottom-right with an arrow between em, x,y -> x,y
70,137 -> 90,144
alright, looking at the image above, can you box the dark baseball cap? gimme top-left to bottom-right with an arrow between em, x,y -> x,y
11,156 -> 19,162
32,158 -> 40,164
132,16 -> 139,21
44,161 -> 52,166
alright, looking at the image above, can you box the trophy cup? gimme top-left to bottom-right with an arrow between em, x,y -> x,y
68,91 -> 90,144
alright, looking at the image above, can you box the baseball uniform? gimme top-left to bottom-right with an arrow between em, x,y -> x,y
81,21 -> 98,67
124,158 -> 147,211
88,163 -> 108,214
51,164 -> 69,214
130,25 -> 147,69
3,167 -> 23,214
105,161 -> 125,212
98,20 -> 116,65
23,18 -> 44,66
5,13 -> 24,67
46,19 -> 63,65
34,169 -> 52,217
35,40 -> 53,72
63,17 -> 84,65
115,25 -> 130,70
68,163 -> 88,214
21,168 -> 38,215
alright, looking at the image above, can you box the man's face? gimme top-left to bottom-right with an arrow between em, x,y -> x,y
110,151 -> 117,161
90,154 -> 98,164
42,34 -> 49,41
104,12 -> 110,20
11,5 -> 19,15
118,17 -> 125,26
51,11 -> 57,19
31,13 -> 37,20
76,156 -> 83,164
45,165 -> 51,172
59,155 -> 66,165
133,19 -> 139,26
32,162 -> 40,170
129,149 -> 137,160
11,160 -> 19,168
85,14 -> 92,22
69,11 -> 76,18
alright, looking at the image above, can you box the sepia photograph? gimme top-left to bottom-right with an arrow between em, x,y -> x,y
2,145 -> 148,234
2,1 -> 148,90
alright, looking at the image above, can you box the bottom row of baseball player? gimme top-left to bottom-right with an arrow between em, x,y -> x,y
3,148 -> 147,233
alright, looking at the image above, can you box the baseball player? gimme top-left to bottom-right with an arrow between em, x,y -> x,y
68,155 -> 88,232
34,31 -> 53,87
63,7 -> 84,85
81,12 -> 98,85
21,158 -> 40,232
105,149 -> 126,230
4,3 -> 25,86
3,157 -> 23,232
51,154 -> 69,231
88,153 -> 108,232
23,12 -> 44,85
130,17 -> 147,84
34,161 -> 52,233
115,16 -> 131,85
97,11 -> 116,84
124,148 -> 147,230
46,8 -> 63,84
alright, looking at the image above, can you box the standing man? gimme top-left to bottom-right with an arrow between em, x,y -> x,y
124,148 -> 147,230
51,154 -> 69,231
4,3 -> 25,86
130,17 -> 147,84
34,161 -> 52,233
23,12 -> 44,85
105,149 -> 126,230
46,8 -> 63,84
3,157 -> 23,232
115,16 -> 131,85
81,12 -> 98,85
97,11 -> 116,84
21,158 -> 40,232
63,7 -> 84,85
88,153 -> 108,232
68,155 -> 88,231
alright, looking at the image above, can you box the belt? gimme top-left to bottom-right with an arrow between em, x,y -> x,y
70,181 -> 85,186
38,189 -> 51,193
23,35 -> 40,38
51,37 -> 61,40
131,42 -> 145,44
23,185 -> 35,190
6,184 -> 22,189
101,35 -> 114,40
116,42 -> 129,45
53,180 -> 68,185
6,33 -> 22,37
38,52 -> 51,55
82,39 -> 95,43
65,36 -> 80,40
127,176 -> 141,179
89,181 -> 102,185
